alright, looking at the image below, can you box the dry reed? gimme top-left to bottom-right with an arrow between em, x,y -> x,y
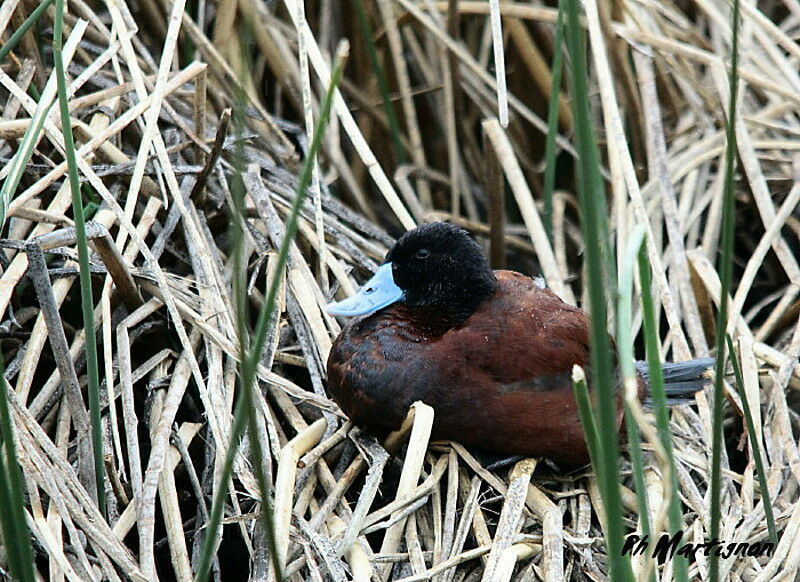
0,0 -> 798,580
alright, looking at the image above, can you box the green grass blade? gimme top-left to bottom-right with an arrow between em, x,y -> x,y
572,367 -> 600,470
194,396 -> 246,582
194,45 -> 349,582
638,244 -> 688,582
726,335 -> 776,543
0,81 -> 59,230
221,20 -> 283,581
622,410 -> 650,534
0,0 -> 55,65
562,0 -> 631,577
618,225 -> 652,554
709,0 -> 741,579
53,0 -> 105,517
617,226 -> 646,383
351,0 -> 406,165
0,357 -> 35,582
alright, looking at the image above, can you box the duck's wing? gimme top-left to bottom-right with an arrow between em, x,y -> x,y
418,273 -> 604,461
442,271 -> 594,388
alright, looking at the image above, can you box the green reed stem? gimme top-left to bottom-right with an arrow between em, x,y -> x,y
572,369 -> 600,470
0,356 -> 35,582
726,335 -> 776,543
618,225 -> 652,557
224,21 -> 278,582
194,46 -> 348,582
0,76 -> 55,229
0,0 -> 55,64
351,0 -> 405,164
638,245 -> 688,582
563,0 -> 631,576
53,0 -> 105,517
710,0 -> 741,579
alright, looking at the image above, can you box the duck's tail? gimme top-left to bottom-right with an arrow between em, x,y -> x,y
636,358 -> 715,406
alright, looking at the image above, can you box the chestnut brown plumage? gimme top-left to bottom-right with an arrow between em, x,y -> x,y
326,222 -> 707,465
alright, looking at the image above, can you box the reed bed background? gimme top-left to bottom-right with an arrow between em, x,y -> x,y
0,0 -> 798,580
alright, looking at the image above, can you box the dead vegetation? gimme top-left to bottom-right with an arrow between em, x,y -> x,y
1,0 -> 799,580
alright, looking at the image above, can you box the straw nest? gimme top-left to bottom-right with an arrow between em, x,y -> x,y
1,0 -> 799,580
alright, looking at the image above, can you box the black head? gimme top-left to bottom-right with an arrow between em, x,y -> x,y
385,222 -> 497,318
327,222 -> 498,320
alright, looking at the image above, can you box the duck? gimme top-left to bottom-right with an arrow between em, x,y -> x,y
326,222 -> 709,465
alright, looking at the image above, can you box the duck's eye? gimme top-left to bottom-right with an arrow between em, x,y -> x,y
415,248 -> 430,260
